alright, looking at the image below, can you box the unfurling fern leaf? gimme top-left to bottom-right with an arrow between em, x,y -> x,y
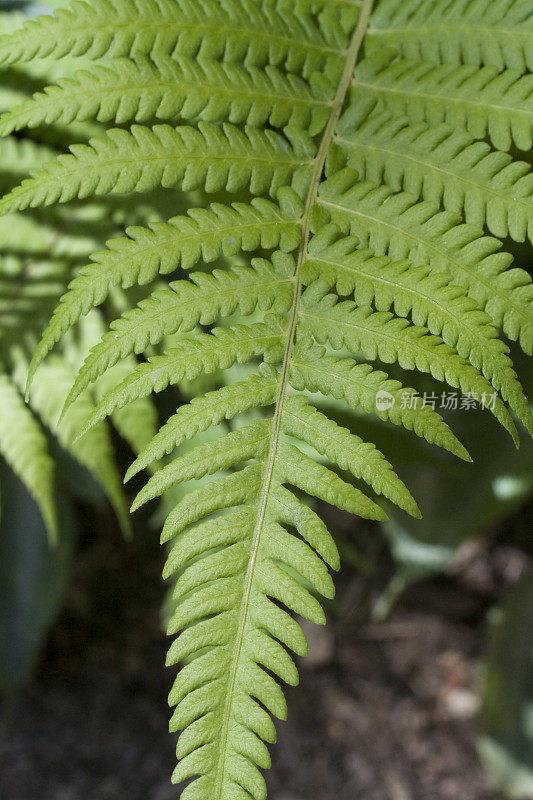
1,0 -> 532,797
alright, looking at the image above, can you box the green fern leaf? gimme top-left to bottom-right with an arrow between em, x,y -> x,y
0,0 -> 345,77
352,49 -> 533,152
2,0 -> 532,797
0,122 -> 313,215
317,169 -> 533,354
25,195 -> 302,392
0,372 -> 57,539
0,55 -> 333,135
337,109 -> 533,243
368,0 -> 533,72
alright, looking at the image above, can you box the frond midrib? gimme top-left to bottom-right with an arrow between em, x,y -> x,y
210,1 -> 376,795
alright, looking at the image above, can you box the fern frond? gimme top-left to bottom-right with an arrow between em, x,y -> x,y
25,194 -> 302,391
353,49 -> 533,152
136,424 -> 386,800
0,56 -> 333,135
0,123 -> 312,215
289,343 -> 471,461
317,170 -> 533,354
75,318 -> 287,427
0,0 -> 345,77
368,0 -> 533,72
20,355 -> 130,535
337,110 -> 533,243
300,284 -> 519,443
302,229 -> 533,434
70,260 -> 295,399
2,0 -> 532,797
0,372 -> 57,539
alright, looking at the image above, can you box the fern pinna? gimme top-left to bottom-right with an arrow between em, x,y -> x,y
0,0 -> 532,797
0,2 -> 160,542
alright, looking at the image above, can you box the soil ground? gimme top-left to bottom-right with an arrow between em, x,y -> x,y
0,507 -> 530,800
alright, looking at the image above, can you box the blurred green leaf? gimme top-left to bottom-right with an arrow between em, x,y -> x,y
0,460 -> 76,694
479,570 -> 533,798
384,404 -> 533,577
